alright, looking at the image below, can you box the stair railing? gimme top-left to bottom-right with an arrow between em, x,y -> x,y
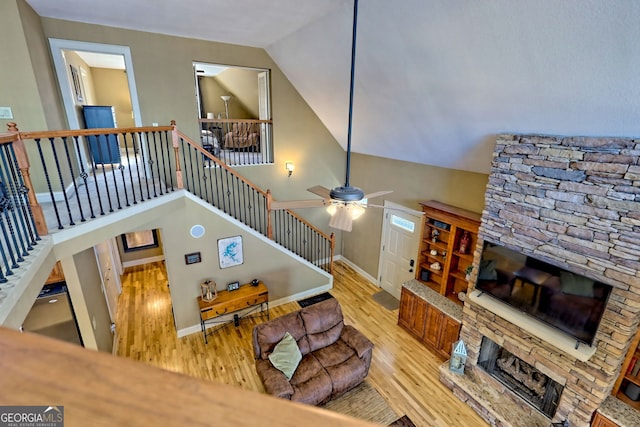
173,125 -> 334,273
1,122 -> 333,276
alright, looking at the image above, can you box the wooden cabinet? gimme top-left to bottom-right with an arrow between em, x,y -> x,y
417,201 -> 481,305
591,412 -> 619,427
398,287 -> 461,358
611,327 -> 640,411
45,261 -> 65,284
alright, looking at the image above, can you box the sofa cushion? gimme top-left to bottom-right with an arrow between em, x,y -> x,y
300,298 -> 344,352
312,339 -> 355,368
253,311 -> 310,359
323,353 -> 369,398
289,355 -> 333,405
268,332 -> 302,380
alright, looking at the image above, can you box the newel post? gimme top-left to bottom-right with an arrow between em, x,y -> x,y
266,189 -> 273,240
171,120 -> 183,189
7,123 -> 48,236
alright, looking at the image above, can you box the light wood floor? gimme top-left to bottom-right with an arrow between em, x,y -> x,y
115,260 -> 487,427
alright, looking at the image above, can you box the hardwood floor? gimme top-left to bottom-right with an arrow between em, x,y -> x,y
115,260 -> 487,426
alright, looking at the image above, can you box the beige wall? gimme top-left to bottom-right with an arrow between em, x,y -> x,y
150,196 -> 331,331
214,67 -> 260,118
15,0 -> 66,130
199,74 -> 253,119
0,0 -> 47,132
39,18 -> 346,248
92,67 -> 135,128
72,248 -> 113,353
343,153 -> 489,277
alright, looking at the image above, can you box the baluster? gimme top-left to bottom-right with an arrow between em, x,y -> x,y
136,132 -> 152,200
48,137 -> 75,226
34,138 -> 64,229
145,132 -> 158,198
3,144 -> 36,248
129,132 -> 145,202
0,148 -> 30,254
61,136 -> 86,222
72,135 -> 95,219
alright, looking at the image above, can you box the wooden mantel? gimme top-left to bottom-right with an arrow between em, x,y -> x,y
0,327 -> 375,426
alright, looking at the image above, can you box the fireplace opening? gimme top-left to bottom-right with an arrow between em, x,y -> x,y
477,336 -> 564,418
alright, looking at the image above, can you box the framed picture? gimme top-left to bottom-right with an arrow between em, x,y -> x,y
69,64 -> 84,103
218,235 -> 243,269
185,252 -> 201,265
122,229 -> 159,252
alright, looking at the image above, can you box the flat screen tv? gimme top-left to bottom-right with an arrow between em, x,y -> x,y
475,241 -> 612,346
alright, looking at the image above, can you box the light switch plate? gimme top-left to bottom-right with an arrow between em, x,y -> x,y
0,107 -> 13,120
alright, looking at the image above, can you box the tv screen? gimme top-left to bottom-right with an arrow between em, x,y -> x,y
475,241 -> 612,346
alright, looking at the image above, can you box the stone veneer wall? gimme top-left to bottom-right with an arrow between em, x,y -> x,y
460,134 -> 640,426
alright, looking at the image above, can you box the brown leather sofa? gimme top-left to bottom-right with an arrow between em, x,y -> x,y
252,297 -> 373,405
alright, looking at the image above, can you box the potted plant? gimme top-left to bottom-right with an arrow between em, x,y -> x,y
464,265 -> 474,281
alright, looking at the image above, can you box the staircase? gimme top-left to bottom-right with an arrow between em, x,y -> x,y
0,122 -> 334,288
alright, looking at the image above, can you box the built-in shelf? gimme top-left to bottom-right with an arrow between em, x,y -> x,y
469,290 -> 596,362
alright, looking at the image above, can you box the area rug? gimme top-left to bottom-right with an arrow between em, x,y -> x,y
372,290 -> 400,311
298,292 -> 334,308
388,415 -> 417,427
321,381 -> 399,425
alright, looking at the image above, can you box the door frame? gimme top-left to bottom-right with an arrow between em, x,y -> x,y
377,201 -> 424,293
49,39 -> 143,130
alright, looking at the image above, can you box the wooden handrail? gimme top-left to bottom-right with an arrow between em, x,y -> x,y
176,130 -> 269,198
199,118 -> 272,124
0,327 -> 375,427
16,125 -> 174,140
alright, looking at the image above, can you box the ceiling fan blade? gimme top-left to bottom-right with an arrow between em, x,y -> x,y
328,205 -> 353,232
307,185 -> 331,199
271,199 -> 327,210
363,190 -> 393,199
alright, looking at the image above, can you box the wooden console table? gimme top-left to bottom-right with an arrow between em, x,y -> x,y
198,282 -> 269,343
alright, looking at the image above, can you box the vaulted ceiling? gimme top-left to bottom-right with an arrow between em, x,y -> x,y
27,0 -> 640,174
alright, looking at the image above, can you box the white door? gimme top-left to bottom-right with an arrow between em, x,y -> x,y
378,202 -> 423,299
94,240 -> 122,322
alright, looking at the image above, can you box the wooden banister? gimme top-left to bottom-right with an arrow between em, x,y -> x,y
5,123 -> 48,236
0,327 -> 375,427
171,120 -> 183,189
266,189 -> 273,239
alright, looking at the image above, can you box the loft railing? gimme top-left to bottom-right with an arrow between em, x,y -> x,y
0,122 -> 333,277
199,118 -> 273,166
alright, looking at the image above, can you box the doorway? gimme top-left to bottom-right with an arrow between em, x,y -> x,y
378,202 -> 423,299
48,39 -> 143,168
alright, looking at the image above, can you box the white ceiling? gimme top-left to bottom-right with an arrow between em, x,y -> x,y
27,0 -> 640,174
75,51 -> 125,69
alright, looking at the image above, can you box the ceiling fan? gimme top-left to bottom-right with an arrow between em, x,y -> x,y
272,0 -> 402,232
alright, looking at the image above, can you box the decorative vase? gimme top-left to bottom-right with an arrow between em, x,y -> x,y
459,231 -> 471,254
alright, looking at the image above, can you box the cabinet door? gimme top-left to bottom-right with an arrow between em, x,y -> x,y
591,412 -> 619,427
438,316 -> 461,358
398,288 -> 413,329
410,297 -> 428,339
423,305 -> 442,349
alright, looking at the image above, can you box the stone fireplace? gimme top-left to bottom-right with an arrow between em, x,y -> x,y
441,134 -> 640,426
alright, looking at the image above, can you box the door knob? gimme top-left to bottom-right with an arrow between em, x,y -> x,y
409,259 -> 415,267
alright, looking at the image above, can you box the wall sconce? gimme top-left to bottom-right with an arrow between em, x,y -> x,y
285,162 -> 294,177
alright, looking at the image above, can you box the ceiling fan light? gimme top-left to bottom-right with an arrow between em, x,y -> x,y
349,204 -> 365,220
326,204 -> 337,216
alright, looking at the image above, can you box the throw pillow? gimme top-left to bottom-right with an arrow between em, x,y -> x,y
560,271 -> 594,297
268,332 -> 302,380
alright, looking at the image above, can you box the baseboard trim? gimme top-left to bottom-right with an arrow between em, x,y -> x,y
335,256 -> 378,286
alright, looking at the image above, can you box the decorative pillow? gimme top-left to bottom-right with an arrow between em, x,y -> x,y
560,271 -> 594,297
478,259 -> 498,281
268,332 -> 302,380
